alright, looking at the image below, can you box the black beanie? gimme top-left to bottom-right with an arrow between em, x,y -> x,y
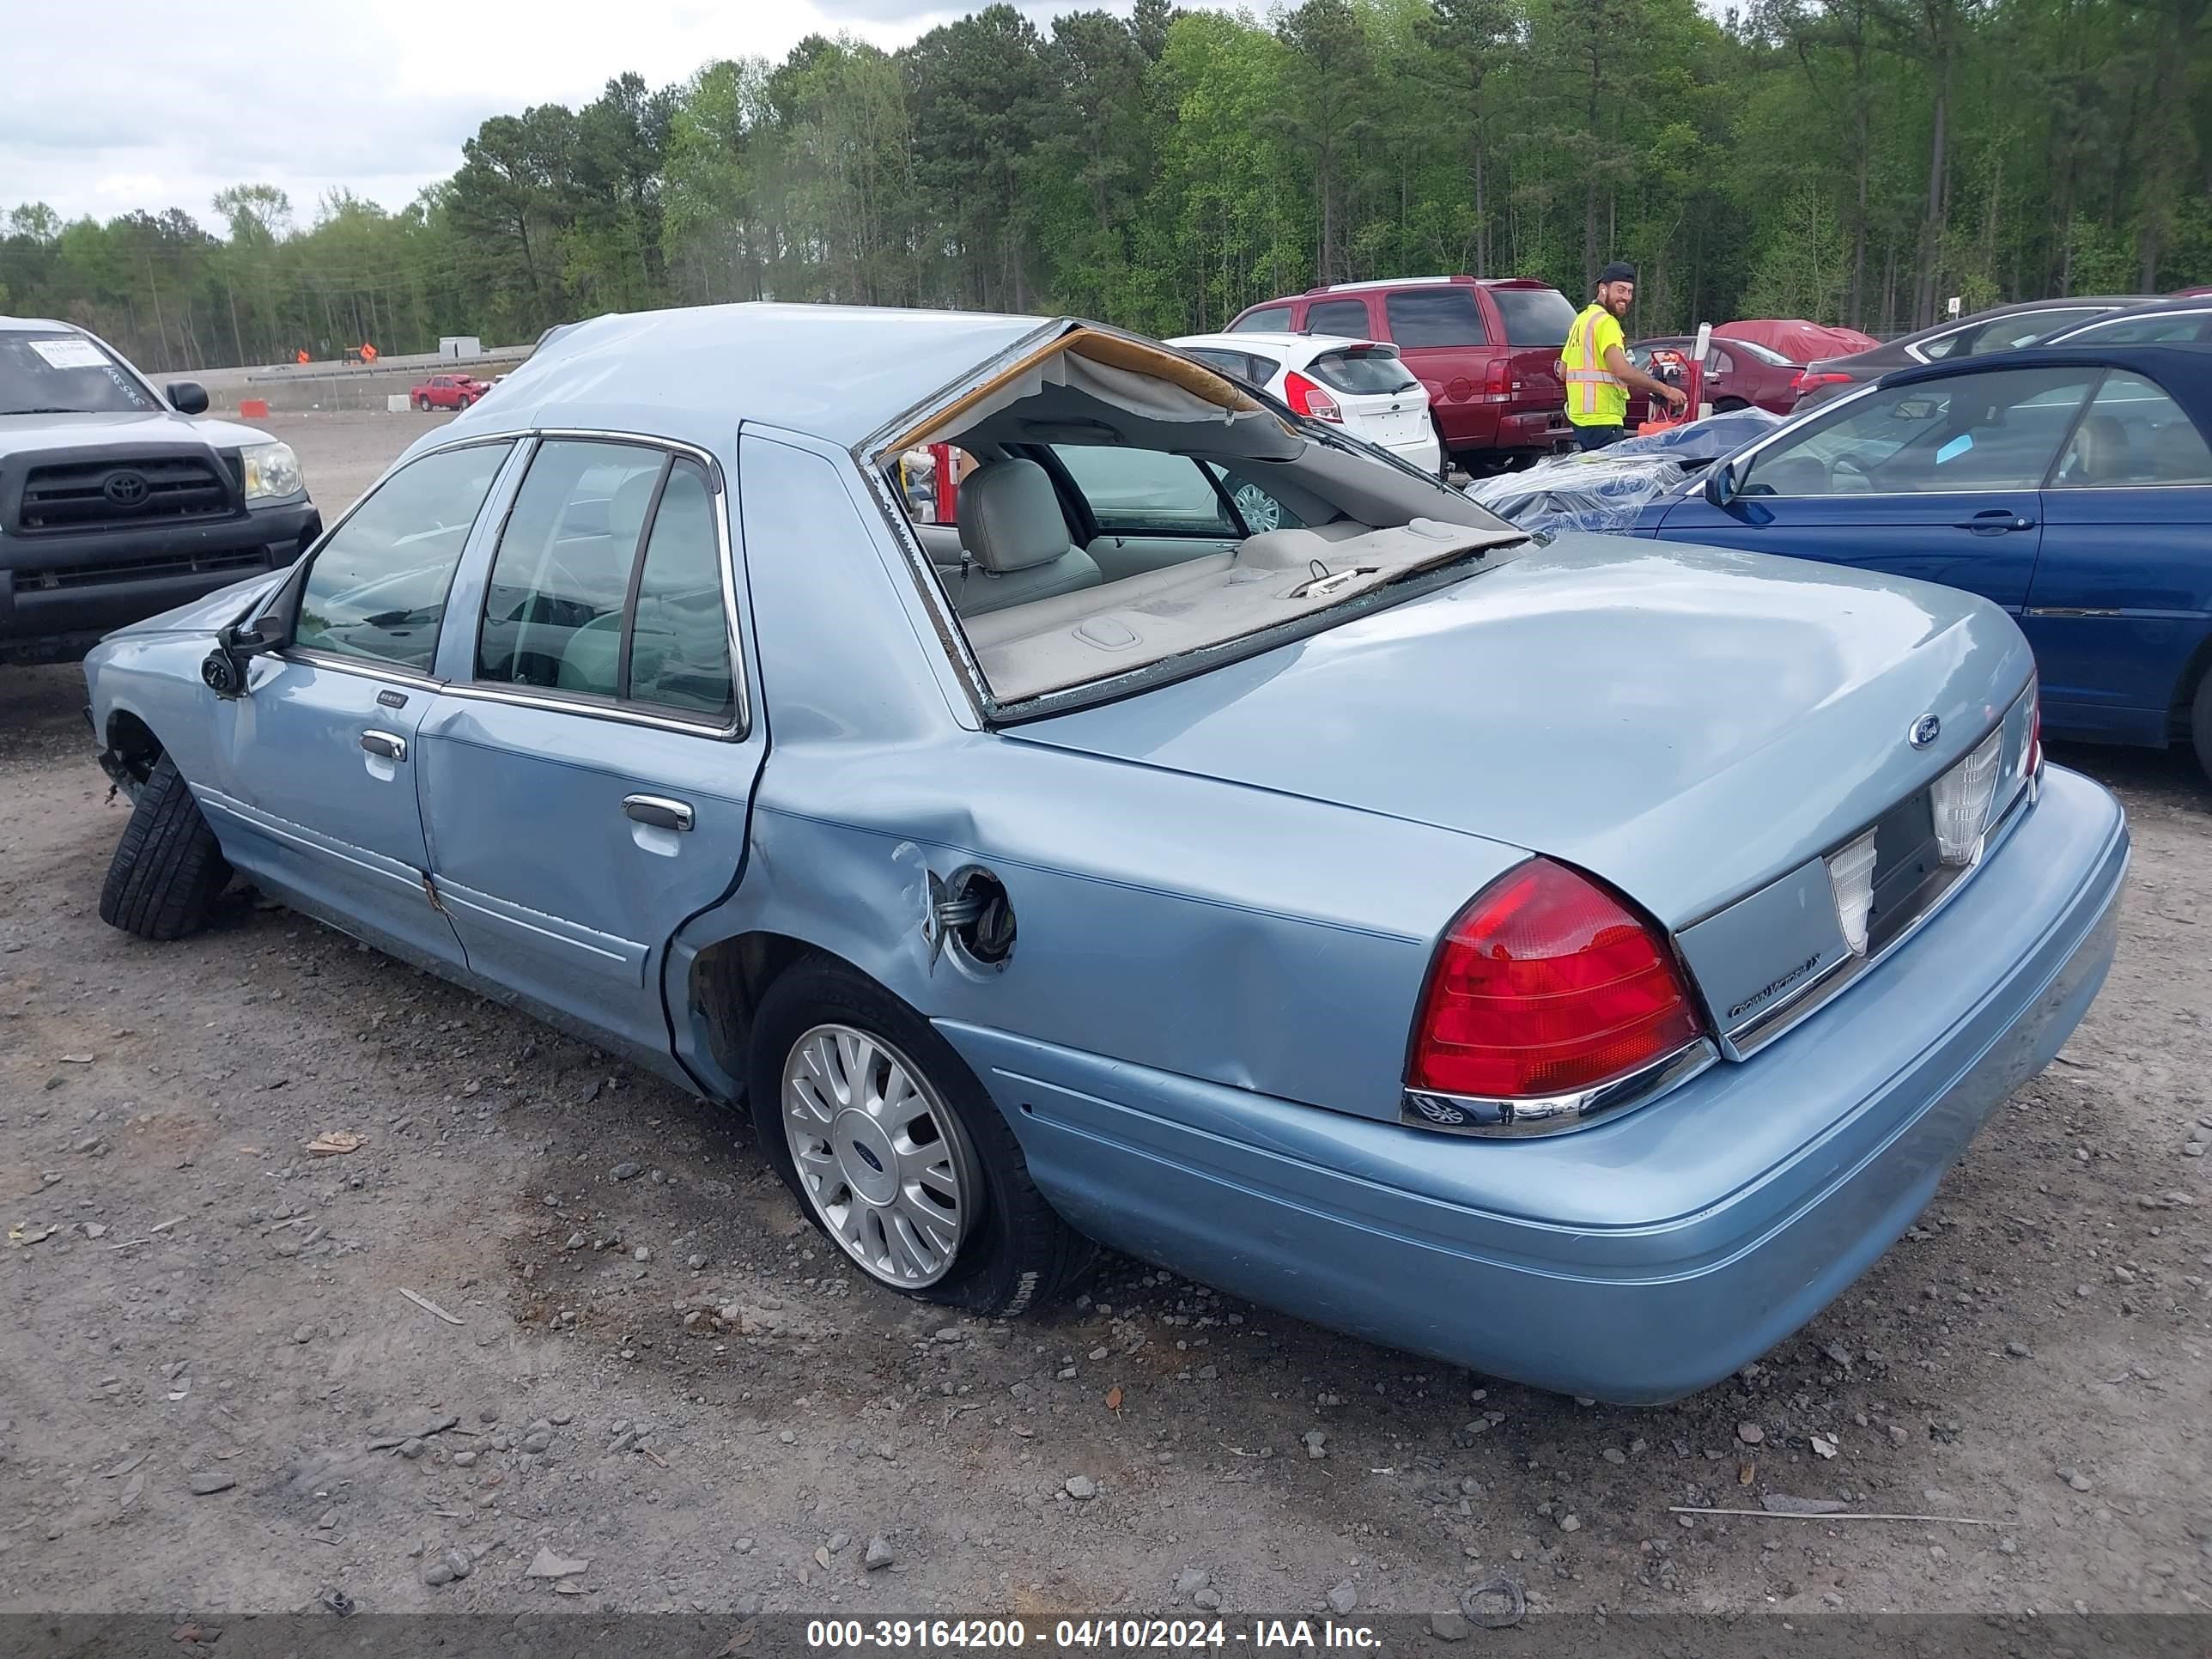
1598,262 -> 1637,285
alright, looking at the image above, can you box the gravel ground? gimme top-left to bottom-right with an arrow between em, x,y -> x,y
1,410 -> 2207,1622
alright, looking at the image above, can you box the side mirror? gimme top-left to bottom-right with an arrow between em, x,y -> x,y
1704,459 -> 1741,509
199,614 -> 287,699
167,381 -> 210,416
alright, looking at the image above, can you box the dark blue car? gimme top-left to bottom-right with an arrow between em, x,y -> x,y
1644,345 -> 2212,775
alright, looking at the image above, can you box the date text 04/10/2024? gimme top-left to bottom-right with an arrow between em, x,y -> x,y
805,1617 -> 1382,1650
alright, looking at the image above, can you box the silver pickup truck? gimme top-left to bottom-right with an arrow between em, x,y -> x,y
1,317 -> 319,664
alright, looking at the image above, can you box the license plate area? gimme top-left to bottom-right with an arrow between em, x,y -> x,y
1865,788 -> 1942,956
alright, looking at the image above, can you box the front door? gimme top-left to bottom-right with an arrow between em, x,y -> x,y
200,439 -> 517,965
416,436 -> 763,1061
1653,363 -> 2102,614
2024,368 -> 2212,744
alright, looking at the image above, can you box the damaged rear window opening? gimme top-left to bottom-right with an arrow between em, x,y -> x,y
871,324 -> 1526,719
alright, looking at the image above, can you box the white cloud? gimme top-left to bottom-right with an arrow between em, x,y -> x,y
3,0 -> 1134,228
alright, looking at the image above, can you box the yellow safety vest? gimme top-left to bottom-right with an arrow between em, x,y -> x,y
1560,303 -> 1627,427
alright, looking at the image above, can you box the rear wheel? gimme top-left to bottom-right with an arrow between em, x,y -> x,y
1714,396 -> 1748,413
2188,672 -> 2212,781
415,394 -> 431,411
748,959 -> 1091,1316
98,756 -> 231,940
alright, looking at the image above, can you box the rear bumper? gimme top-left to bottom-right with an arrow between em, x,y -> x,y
941,765 -> 2127,1402
0,499 -> 318,661
1435,404 -> 1571,455
1380,432 -> 1444,476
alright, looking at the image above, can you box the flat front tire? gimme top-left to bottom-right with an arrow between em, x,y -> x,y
98,755 -> 230,940
748,959 -> 1091,1316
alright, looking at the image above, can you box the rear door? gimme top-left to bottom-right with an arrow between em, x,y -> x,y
1377,287 -> 1489,451
416,435 -> 761,1062
2025,368 -> 2212,743
1653,364 -> 2102,611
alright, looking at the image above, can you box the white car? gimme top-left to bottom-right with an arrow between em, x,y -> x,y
1170,331 -> 1443,497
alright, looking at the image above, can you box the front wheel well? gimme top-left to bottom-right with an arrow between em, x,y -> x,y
104,710 -> 165,786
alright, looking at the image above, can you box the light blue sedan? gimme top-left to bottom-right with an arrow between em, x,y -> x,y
81,303 -> 2128,1402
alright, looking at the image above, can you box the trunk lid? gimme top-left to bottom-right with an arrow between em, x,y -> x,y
1011,533 -> 2036,930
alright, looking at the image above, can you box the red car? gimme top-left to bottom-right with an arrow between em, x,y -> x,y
1225,276 -> 1578,470
1624,334 -> 1803,422
411,373 -> 489,411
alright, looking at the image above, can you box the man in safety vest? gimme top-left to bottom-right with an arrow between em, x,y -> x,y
1559,262 -> 1686,451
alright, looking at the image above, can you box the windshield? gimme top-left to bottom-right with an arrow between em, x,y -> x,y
1490,286 -> 1577,347
0,330 -> 161,415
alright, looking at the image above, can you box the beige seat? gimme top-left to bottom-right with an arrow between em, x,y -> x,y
951,459 -> 1101,617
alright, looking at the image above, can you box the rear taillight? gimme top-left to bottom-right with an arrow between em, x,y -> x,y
1481,358 -> 1512,403
1284,371 -> 1341,422
1407,859 -> 1705,1101
1789,370 -> 1854,393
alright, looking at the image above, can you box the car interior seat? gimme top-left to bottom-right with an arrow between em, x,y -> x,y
2151,422 -> 2212,483
2064,414 -> 2130,485
552,470 -> 665,695
951,459 -> 1103,617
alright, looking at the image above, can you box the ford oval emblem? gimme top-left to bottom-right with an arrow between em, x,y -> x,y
1909,714 -> 1942,749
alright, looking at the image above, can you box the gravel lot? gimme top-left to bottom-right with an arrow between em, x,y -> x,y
2,410 -> 2207,1622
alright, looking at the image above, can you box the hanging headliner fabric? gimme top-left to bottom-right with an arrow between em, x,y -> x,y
878,325 -> 1276,457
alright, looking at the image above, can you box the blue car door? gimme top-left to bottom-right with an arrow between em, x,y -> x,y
415,436 -> 763,1066
198,439 -> 519,967
1653,363 -> 2104,614
2023,368 -> 2212,744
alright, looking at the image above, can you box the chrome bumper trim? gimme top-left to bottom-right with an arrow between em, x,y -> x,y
1401,1037 -> 1720,1139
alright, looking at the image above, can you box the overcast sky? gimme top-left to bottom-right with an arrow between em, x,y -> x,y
3,0 -> 1134,229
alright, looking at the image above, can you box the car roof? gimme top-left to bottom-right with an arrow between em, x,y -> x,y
0,315 -> 79,334
434,301 -> 1053,451
1880,343 -> 2212,424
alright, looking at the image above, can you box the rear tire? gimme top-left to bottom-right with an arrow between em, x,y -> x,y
98,756 -> 231,941
415,394 -> 431,411
1714,397 -> 1748,413
748,958 -> 1092,1316
2189,672 -> 2212,781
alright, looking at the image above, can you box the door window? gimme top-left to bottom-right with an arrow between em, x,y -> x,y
1305,299 -> 1376,339
477,441 -> 667,696
1050,444 -> 1237,536
625,460 -> 737,720
1738,366 -> 2097,495
2056,310 -> 2212,345
293,441 -> 512,672
1384,289 -> 1489,348
2051,373 -> 2212,487
1230,306 -> 1292,334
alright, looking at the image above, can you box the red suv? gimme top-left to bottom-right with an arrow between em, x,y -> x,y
1225,276 -> 1577,469
411,373 -> 489,411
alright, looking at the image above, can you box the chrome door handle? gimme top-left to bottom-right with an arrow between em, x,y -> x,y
360,730 -> 409,761
623,794 -> 694,832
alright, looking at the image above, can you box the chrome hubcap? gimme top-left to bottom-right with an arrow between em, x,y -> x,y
781,1024 -> 969,1288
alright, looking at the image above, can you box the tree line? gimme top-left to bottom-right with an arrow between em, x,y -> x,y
3,0 -> 2205,376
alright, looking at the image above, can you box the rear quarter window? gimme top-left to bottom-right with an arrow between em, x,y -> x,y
1488,287 -> 1577,347
1383,289 -> 1488,348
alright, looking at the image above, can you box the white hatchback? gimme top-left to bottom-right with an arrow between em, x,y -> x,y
1170,331 -> 1443,493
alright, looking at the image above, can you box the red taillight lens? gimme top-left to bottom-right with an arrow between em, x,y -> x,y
1284,370 -> 1341,422
1789,370 -> 1853,393
1482,357 -> 1512,402
1408,859 -> 1705,1101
